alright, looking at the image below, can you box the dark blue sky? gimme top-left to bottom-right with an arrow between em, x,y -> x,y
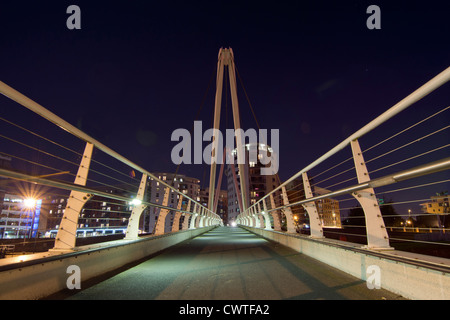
1,0 -> 449,193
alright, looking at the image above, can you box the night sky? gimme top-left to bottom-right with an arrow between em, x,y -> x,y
1,1 -> 449,205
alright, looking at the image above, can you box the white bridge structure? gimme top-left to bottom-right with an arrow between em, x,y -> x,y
0,48 -> 449,300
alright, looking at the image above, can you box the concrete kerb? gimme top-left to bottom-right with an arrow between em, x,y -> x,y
242,226 -> 450,300
0,226 -> 216,300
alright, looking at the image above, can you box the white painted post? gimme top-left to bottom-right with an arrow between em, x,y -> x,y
281,186 -> 297,233
190,203 -> 198,229
301,172 -> 324,238
262,198 -> 273,230
350,139 -> 391,249
125,173 -> 148,240
270,194 -> 282,231
171,195 -> 184,232
182,200 -> 192,230
52,142 -> 94,252
154,187 -> 171,235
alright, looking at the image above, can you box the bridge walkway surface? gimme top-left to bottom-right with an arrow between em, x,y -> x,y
51,227 -> 405,300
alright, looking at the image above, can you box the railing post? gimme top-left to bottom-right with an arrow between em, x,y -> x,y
281,186 -> 297,233
262,198 -> 273,230
269,194 -> 282,231
247,209 -> 253,227
206,209 -> 212,226
350,139 -> 392,249
301,172 -> 324,238
190,203 -> 198,229
195,207 -> 202,228
198,207 -> 205,227
253,206 -> 261,228
241,211 -> 247,226
154,187 -> 171,235
51,142 -> 94,252
125,173 -> 148,240
171,195 -> 184,232
256,202 -> 264,228
181,200 -> 192,230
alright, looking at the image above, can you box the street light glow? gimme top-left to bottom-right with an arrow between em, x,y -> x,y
130,198 -> 142,206
23,198 -> 37,209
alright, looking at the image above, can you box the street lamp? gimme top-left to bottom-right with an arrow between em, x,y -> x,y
23,198 -> 37,210
21,198 -> 39,239
130,198 -> 142,206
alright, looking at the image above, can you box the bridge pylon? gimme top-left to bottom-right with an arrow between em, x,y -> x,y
207,48 -> 249,217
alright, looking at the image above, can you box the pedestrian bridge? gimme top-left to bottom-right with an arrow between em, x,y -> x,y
1,225 -> 449,300
0,50 -> 450,300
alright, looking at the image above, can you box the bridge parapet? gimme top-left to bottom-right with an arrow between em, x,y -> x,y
243,226 -> 450,300
0,226 -> 216,300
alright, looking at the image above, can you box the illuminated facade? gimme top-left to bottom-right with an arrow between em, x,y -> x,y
420,193 -> 449,214
314,187 -> 342,228
284,181 -> 342,229
147,173 -> 200,233
0,194 -> 42,239
226,143 -> 279,224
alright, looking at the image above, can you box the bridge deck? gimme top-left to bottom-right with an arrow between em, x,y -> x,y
58,227 -> 404,300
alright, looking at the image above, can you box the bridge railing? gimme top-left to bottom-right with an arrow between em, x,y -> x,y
237,67 -> 450,255
0,81 -> 222,251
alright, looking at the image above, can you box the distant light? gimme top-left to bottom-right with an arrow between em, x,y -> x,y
17,255 -> 29,262
23,198 -> 37,209
231,221 -> 237,227
130,199 -> 142,206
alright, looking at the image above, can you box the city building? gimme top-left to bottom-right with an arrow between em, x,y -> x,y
314,186 -> 342,228
418,192 -> 449,228
420,192 -> 449,214
0,193 -> 43,239
147,173 -> 201,233
78,185 -> 134,231
284,180 -> 342,229
216,190 -> 228,225
226,143 -> 279,224
285,178 -> 309,228
199,188 -> 228,224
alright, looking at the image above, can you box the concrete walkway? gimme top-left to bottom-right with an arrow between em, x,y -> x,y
63,227 -> 404,300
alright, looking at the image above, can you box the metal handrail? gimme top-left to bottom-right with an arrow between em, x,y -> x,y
0,81 -> 220,220
241,66 -> 450,217
0,168 -> 199,216
263,157 -> 450,213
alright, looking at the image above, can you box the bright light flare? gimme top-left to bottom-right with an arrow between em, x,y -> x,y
130,199 -> 142,206
231,221 -> 237,227
23,198 -> 37,209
